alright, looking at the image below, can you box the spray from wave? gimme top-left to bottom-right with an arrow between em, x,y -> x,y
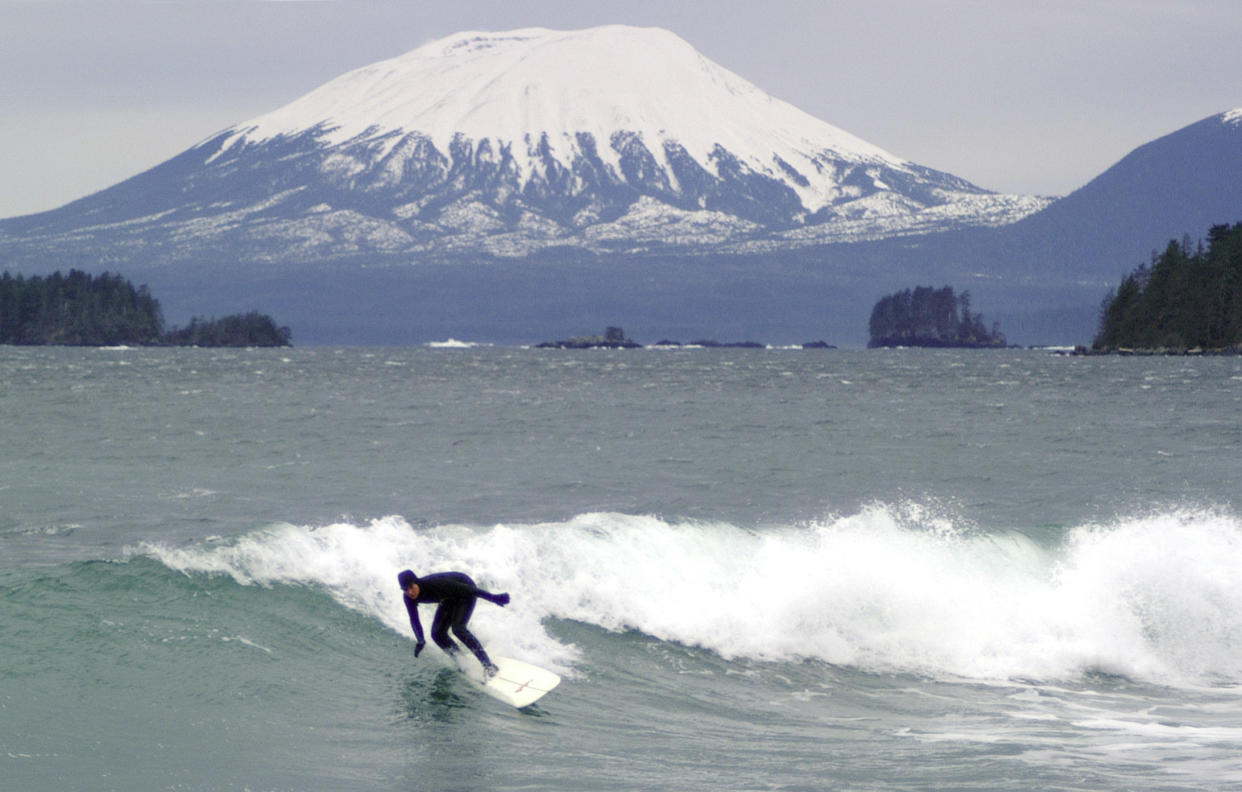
135,503 -> 1242,686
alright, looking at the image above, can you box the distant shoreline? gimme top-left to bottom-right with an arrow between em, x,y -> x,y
1071,344 -> 1242,356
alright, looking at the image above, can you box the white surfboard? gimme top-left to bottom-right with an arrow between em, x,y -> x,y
463,656 -> 561,708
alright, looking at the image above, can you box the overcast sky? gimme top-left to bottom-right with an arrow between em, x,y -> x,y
2,0 -> 1240,219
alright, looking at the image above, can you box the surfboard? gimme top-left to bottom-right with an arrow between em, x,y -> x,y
463,656 -> 561,708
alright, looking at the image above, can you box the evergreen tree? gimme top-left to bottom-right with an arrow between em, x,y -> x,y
868,285 -> 1005,348
162,312 -> 292,347
1093,222 -> 1242,351
0,269 -> 164,345
0,269 -> 291,347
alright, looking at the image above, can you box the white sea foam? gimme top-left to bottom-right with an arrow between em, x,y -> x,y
137,504 -> 1242,686
424,338 -> 489,348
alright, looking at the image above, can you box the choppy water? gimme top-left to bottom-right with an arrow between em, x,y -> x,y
3,346 -> 1242,791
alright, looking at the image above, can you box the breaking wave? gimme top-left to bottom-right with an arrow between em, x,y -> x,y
135,503 -> 1242,686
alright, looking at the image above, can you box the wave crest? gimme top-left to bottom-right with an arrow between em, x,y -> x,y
135,504 -> 1242,685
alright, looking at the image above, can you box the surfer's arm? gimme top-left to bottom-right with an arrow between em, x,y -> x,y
454,581 -> 509,606
404,597 -> 426,649
425,574 -> 508,605
480,590 -> 510,606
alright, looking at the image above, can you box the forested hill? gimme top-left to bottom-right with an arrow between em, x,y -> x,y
868,286 -> 1006,348
0,270 -> 291,347
1093,222 -> 1242,352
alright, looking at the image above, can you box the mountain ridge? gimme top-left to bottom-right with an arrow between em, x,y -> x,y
0,25 -> 1048,266
1,28 -> 1238,346
992,108 -> 1242,283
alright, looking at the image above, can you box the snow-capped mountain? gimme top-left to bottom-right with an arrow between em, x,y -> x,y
0,25 -> 1048,264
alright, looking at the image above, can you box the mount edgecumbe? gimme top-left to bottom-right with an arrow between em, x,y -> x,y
2,26 -> 1238,345
1,25 -> 1047,264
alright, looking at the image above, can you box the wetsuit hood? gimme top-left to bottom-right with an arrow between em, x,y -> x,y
397,569 -> 418,590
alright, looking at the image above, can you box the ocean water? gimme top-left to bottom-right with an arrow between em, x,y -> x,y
3,345 -> 1242,791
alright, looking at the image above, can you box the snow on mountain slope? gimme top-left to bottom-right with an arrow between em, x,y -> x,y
0,25 -> 1050,265
218,25 -> 906,215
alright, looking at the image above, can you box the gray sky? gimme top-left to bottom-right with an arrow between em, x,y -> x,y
2,0 -> 1240,219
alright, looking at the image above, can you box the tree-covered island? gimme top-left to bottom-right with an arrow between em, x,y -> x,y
0,270 -> 291,346
536,326 -> 641,349
1092,222 -> 1242,353
536,327 -> 835,349
868,285 -> 1006,348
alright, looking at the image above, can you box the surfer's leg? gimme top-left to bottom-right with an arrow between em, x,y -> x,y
430,603 -> 460,654
449,597 -> 495,672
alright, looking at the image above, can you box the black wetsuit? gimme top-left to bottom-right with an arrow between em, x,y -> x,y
402,571 -> 504,668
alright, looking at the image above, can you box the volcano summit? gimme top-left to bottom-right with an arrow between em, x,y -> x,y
2,25 -> 1047,266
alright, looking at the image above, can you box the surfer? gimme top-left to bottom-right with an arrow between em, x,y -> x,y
398,569 -> 510,678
